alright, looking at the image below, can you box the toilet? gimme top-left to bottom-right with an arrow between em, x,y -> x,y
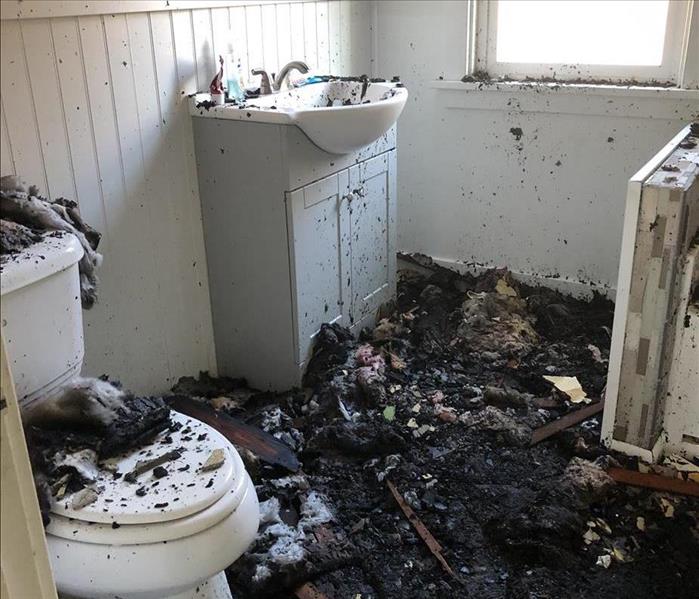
1,232 -> 260,599
1,232 -> 85,409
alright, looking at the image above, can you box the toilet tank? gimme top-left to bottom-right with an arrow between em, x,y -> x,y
1,232 -> 85,411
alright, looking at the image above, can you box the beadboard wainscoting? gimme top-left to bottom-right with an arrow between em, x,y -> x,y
0,1 -> 373,393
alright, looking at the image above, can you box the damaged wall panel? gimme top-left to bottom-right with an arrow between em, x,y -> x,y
603,125 -> 699,460
0,1 -> 372,393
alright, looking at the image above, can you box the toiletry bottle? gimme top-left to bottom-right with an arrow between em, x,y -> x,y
210,55 -> 225,105
225,44 -> 245,102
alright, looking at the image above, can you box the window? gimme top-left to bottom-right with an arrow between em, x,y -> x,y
475,0 -> 695,85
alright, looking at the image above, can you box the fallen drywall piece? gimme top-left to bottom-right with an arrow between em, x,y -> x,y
543,375 -> 589,403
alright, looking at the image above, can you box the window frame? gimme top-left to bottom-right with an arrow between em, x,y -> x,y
474,0 -> 696,86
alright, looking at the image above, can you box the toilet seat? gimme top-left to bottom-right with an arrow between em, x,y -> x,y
47,477 -> 259,599
47,411 -> 249,545
45,411 -> 260,599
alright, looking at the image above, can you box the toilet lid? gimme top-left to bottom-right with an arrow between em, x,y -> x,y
50,411 -> 240,525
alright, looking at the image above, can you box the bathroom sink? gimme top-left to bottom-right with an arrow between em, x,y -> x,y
190,79 -> 408,155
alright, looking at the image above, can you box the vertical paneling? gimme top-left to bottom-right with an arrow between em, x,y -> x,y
126,11 -> 175,384
171,10 -> 197,95
0,1 -> 371,394
51,17 -> 106,234
78,14 -> 127,374
102,13 -> 171,386
276,3 -> 292,72
245,5 -> 264,73
303,2 -> 318,69
150,12 -> 198,376
229,6 -> 249,84
192,8 -> 214,91
261,4 -> 278,76
1,102 -> 15,175
151,9 -> 217,377
21,19 -> 76,199
0,19 -> 47,189
290,2 -> 305,63
170,11 -> 219,377
210,7 -> 231,63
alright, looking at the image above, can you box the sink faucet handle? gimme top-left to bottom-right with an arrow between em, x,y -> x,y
251,68 -> 272,95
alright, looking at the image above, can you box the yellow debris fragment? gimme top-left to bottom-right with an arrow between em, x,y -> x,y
659,497 -> 675,518
389,352 -> 407,370
612,546 -> 628,562
583,528 -> 600,544
594,517 -> 612,534
495,278 -> 517,297
543,375 -> 589,403
201,448 -> 226,472
71,488 -> 98,510
663,454 -> 699,474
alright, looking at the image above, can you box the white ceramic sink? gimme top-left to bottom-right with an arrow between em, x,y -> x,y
190,80 -> 408,155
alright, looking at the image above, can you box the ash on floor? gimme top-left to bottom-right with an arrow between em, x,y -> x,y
175,262 -> 698,599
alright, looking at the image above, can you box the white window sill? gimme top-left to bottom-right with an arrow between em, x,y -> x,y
431,80 -> 699,99
430,80 -> 699,119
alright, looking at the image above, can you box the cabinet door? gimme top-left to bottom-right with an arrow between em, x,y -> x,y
347,151 -> 396,327
286,170 -> 351,364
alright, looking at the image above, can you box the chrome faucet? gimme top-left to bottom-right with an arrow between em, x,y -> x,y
274,61 -> 310,91
251,61 -> 310,95
250,68 -> 272,94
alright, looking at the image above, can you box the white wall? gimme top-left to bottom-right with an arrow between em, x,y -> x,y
1,0 -> 373,393
376,1 -> 699,293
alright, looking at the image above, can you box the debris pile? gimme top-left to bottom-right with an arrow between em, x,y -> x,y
23,258 -> 697,597
26,377 -> 171,522
174,260 -> 697,598
0,175 -> 102,307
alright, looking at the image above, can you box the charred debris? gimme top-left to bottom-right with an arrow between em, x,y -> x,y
172,259 -> 698,598
0,176 -> 103,308
27,258 -> 698,598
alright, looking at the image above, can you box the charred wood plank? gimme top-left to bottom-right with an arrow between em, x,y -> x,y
166,395 -> 300,472
386,480 -> 456,578
529,399 -> 605,446
608,467 -> 699,497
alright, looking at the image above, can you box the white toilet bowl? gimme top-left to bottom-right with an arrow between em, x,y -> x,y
1,232 -> 260,598
46,411 -> 259,599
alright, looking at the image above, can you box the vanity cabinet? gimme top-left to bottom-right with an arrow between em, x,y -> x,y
192,116 -> 396,390
287,152 -> 396,366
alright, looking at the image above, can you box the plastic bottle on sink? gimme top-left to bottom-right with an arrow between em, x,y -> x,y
225,44 -> 245,102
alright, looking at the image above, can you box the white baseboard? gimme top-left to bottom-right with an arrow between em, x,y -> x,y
398,253 -> 616,300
